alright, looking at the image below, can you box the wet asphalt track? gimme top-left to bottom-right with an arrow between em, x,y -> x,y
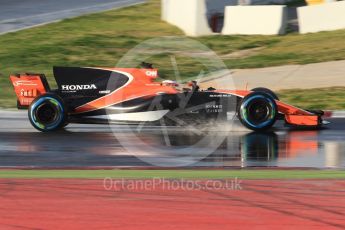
0,0 -> 145,34
0,110 -> 345,168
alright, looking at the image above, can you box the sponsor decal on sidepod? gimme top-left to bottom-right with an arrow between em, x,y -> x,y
61,84 -> 97,91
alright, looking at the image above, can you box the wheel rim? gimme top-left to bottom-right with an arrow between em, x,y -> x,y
30,97 -> 64,130
240,95 -> 276,129
35,102 -> 58,124
247,99 -> 270,125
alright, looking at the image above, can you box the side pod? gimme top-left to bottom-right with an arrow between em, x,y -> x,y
9,73 -> 50,109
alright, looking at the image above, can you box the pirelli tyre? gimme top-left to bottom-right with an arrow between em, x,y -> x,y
238,92 -> 278,131
28,93 -> 67,132
251,87 -> 279,100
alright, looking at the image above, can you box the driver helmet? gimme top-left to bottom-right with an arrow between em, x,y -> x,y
162,80 -> 179,87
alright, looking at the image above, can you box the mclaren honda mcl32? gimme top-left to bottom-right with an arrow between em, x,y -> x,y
10,63 -> 328,132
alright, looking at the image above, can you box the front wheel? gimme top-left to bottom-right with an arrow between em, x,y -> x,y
28,93 -> 67,132
251,87 -> 279,100
238,92 -> 278,131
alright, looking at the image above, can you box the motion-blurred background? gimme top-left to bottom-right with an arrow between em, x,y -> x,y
1,0 -> 345,109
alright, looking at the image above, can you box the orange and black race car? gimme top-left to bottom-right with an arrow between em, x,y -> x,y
9,63 -> 328,132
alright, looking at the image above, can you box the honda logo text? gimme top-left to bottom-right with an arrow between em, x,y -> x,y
61,84 -> 97,91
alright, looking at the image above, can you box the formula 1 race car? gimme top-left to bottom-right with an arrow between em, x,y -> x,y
10,63 -> 328,132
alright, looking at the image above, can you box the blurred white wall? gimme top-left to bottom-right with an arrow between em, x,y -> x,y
222,6 -> 288,35
161,0 -> 212,36
162,0 -> 293,36
298,1 -> 345,34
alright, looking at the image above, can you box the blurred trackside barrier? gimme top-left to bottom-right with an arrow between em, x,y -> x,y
161,0 -> 213,36
161,0 -> 292,36
161,0 -> 246,36
298,1 -> 345,34
162,0 -> 345,36
221,6 -> 287,35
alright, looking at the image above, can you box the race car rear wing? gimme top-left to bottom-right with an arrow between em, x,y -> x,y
9,73 -> 50,109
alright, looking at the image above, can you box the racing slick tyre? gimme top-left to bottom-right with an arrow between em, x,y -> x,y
251,87 -> 279,100
28,93 -> 67,132
238,92 -> 278,131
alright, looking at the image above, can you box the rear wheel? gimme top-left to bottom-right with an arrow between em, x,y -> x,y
28,93 -> 67,132
238,92 -> 278,131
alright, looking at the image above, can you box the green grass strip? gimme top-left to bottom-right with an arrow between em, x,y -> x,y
0,170 -> 344,179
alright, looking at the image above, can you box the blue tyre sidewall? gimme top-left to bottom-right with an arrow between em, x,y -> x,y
240,94 -> 277,130
29,96 -> 65,131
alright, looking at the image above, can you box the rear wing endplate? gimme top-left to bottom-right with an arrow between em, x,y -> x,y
9,73 -> 50,109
